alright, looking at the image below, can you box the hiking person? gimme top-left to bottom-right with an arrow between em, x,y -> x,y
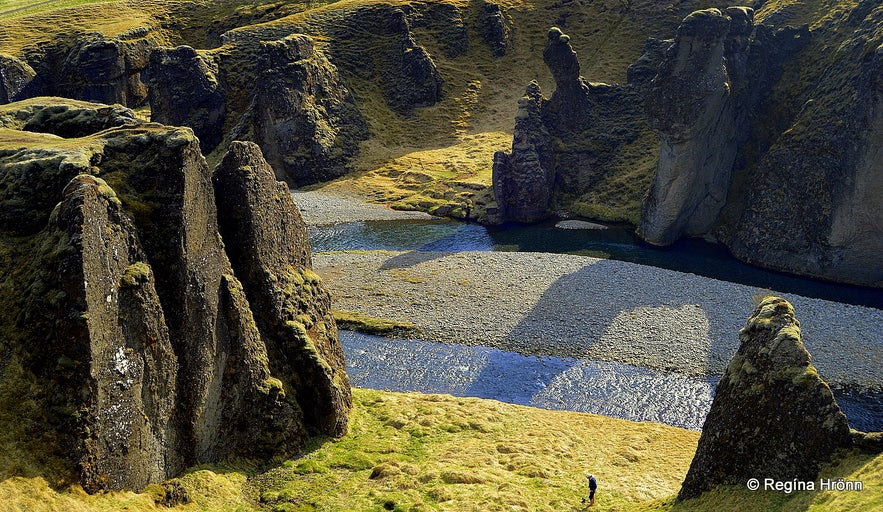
581,473 -> 597,507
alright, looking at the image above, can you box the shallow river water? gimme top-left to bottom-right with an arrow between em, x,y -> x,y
312,218 -> 883,432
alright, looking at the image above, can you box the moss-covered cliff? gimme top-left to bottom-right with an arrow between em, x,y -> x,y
0,98 -> 350,491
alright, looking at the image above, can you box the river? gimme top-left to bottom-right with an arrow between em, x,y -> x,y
309,216 -> 883,432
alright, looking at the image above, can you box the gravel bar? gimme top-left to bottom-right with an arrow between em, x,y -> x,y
314,250 -> 883,391
292,190 -> 434,225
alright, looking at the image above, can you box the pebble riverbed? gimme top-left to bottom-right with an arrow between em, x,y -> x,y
293,189 -> 883,430
315,250 -> 883,392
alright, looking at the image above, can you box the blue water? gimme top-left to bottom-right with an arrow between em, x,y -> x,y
311,219 -> 883,309
342,331 -> 882,432
313,218 -> 882,431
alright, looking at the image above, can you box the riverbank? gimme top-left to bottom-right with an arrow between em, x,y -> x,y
292,190 -> 435,225
314,250 -> 883,391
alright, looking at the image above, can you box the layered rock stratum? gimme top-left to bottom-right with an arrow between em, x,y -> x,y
0,98 -> 350,491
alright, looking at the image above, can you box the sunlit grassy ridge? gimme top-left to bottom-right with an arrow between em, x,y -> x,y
0,0 -> 748,223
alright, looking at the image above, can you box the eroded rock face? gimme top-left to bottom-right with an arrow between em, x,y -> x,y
0,54 -> 39,103
51,174 -> 178,492
635,4 -> 882,287
213,141 -> 351,437
236,34 -> 368,185
678,297 -> 853,500
721,6 -> 883,287
312,4 -> 444,113
492,28 -> 647,224
39,30 -> 158,106
0,98 -> 350,491
389,9 -> 445,111
491,82 -> 554,223
638,8 -> 753,246
146,46 -> 225,153
479,1 -> 513,57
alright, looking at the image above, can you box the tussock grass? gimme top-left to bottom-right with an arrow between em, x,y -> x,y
1,388 -> 880,511
251,388 -> 701,511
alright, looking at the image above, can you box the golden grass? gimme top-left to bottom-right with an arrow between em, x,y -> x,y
332,309 -> 422,336
313,131 -> 508,218
0,0 -> 751,224
1,387 -> 880,511
0,1 -> 159,55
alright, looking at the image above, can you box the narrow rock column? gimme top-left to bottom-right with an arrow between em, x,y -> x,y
213,141 -> 352,437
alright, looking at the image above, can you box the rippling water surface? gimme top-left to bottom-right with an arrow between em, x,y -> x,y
342,331 -> 883,432
314,217 -> 883,431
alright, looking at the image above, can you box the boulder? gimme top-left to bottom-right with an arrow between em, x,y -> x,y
678,297 -> 853,500
146,46 -> 225,153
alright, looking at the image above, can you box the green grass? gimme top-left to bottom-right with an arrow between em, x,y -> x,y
0,0 -> 751,224
1,388 -> 878,511
332,309 -> 422,337
0,0 -> 119,19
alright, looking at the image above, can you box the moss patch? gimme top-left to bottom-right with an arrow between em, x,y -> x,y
332,309 -> 422,338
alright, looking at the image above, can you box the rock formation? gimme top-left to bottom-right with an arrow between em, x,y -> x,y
719,3 -> 883,287
678,296 -> 853,500
0,98 -> 350,491
491,82 -> 554,223
412,2 -> 469,59
146,46 -> 225,153
231,34 -> 368,185
492,27 -> 648,223
213,141 -> 351,437
637,3 -> 883,287
638,7 -> 753,246
0,54 -> 39,103
479,0 -> 513,57
33,29 -> 160,107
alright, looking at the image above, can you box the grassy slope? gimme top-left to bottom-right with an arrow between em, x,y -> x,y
309,0 -> 729,221
0,388 -> 880,511
0,0 -> 743,223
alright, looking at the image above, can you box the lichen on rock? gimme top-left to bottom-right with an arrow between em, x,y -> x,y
678,296 -> 854,500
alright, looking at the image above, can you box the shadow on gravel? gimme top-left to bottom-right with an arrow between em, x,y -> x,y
502,259 -> 736,376
379,250 -> 449,270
